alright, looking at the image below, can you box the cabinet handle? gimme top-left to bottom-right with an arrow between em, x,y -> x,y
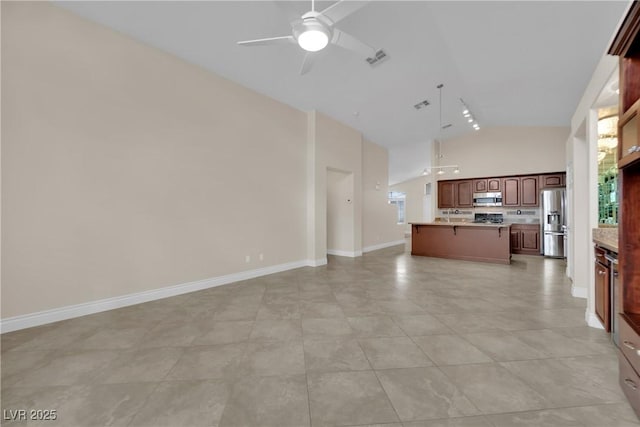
624,340 -> 636,350
630,146 -> 638,154
625,379 -> 638,390
598,270 -> 606,275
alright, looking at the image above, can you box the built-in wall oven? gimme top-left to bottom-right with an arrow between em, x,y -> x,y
473,192 -> 503,207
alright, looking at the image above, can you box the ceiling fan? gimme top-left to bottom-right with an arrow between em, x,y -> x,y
237,0 -> 376,75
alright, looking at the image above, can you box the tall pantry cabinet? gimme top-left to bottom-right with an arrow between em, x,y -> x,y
608,1 -> 640,417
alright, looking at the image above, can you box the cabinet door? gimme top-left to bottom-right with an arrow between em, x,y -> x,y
595,261 -> 611,331
521,228 -> 540,252
456,181 -> 474,207
510,229 -> 521,252
521,176 -> 539,206
502,178 -> 520,206
438,181 -> 456,208
473,179 -> 488,193
620,111 -> 639,167
540,174 -> 564,188
487,178 -> 501,192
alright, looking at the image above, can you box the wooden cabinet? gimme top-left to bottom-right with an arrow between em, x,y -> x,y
502,177 -> 520,206
488,178 -> 501,192
540,173 -> 565,188
595,246 -> 611,331
620,108 -> 640,167
456,180 -> 473,207
510,228 -> 521,252
473,179 -> 488,193
441,173 -> 559,208
511,224 -> 540,255
520,176 -> 539,206
473,178 -> 500,193
437,180 -> 477,208
438,181 -> 456,208
502,176 -> 539,207
607,4 -> 640,416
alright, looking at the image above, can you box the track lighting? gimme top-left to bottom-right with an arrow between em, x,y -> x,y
460,99 -> 479,131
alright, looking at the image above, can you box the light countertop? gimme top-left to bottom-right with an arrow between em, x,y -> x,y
410,221 -> 510,228
593,227 -> 618,252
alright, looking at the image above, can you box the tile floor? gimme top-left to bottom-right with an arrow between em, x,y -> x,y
2,244 -> 639,426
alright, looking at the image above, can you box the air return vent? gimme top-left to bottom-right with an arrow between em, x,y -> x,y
366,49 -> 388,66
414,100 -> 430,110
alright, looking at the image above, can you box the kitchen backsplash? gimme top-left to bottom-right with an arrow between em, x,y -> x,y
440,207 -> 540,223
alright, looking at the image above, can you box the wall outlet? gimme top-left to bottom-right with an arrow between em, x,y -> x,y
259,253 -> 264,261
245,255 -> 250,263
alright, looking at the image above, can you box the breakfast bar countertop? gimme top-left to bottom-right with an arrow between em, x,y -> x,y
410,221 -> 509,228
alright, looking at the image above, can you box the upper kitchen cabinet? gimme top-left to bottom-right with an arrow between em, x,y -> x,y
473,178 -> 501,193
473,179 -> 488,192
502,177 -> 520,206
520,176 -> 539,206
540,173 -> 565,188
438,180 -> 473,208
610,2 -> 640,168
502,176 -> 540,207
438,180 -> 456,208
456,180 -> 474,207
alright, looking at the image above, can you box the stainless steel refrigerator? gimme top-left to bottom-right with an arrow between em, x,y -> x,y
540,188 -> 566,258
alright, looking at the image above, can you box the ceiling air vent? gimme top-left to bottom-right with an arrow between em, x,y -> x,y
414,100 -> 430,110
366,49 -> 388,66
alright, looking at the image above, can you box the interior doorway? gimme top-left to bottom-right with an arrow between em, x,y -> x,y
326,168 -> 355,256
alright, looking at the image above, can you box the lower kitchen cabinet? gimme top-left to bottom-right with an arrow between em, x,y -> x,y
510,224 -> 540,255
594,246 -> 611,332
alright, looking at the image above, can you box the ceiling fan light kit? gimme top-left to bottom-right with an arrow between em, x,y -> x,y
294,13 -> 331,52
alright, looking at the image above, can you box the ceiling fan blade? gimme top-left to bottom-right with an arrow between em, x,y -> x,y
237,35 -> 295,47
318,0 -> 369,25
300,52 -> 317,75
273,1 -> 303,24
331,28 -> 375,58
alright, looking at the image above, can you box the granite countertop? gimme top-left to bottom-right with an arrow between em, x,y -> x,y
593,227 -> 618,252
411,221 -> 509,228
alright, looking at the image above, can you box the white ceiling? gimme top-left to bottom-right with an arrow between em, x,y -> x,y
55,1 -> 629,184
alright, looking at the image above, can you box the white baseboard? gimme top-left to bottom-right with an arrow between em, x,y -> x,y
586,310 -> 605,329
363,240 -> 406,253
307,257 -> 328,267
327,249 -> 360,258
1,259 -> 316,333
571,284 -> 588,299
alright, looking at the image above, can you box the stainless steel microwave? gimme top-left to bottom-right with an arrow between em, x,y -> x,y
473,192 -> 503,207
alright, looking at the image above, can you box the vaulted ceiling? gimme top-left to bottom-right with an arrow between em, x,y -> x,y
55,1 -> 629,184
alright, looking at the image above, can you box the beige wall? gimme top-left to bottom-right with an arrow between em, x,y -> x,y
307,111 -> 363,260
362,140 -> 404,248
2,2 -> 308,318
2,2 -> 400,324
437,127 -> 568,180
390,176 -> 432,234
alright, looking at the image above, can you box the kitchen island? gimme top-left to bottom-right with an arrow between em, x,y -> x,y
410,222 -> 511,264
